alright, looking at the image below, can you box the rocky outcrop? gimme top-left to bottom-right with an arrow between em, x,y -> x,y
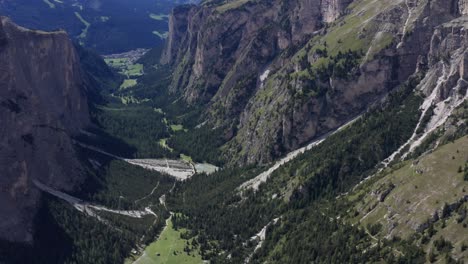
0,17 -> 90,243
160,4 -> 196,65
163,0 -> 468,165
349,8 -> 468,240
459,0 -> 468,15
322,0 -> 353,22
397,14 -> 468,156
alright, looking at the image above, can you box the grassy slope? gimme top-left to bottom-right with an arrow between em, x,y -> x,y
323,0 -> 397,55
290,0 -> 398,71
121,79 -> 138,89
130,218 -> 203,264
105,58 -> 143,90
216,0 -> 253,13
105,58 -> 129,68
349,136 -> 468,258
125,64 -> 144,77
170,124 -> 184,132
436,213 -> 468,260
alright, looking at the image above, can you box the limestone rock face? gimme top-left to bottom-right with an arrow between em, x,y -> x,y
163,0 -> 468,165
161,0 -> 335,104
459,0 -> 468,15
321,0 -> 353,22
0,17 -> 89,243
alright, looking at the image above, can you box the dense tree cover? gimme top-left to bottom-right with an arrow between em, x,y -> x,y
81,41 -> 229,168
77,156 -> 176,210
136,45 -> 165,67
3,23 -> 449,264
113,65 -> 172,104
75,42 -> 173,161
252,203 -> 426,264
0,156 -> 174,264
252,76 -> 425,263
92,105 -> 175,158
75,43 -> 120,95
86,47 -> 225,163
117,60 -> 205,129
318,49 -> 364,80
89,98 -> 224,163
49,199 -> 168,264
292,48 -> 364,99
0,199 -> 73,264
66,156 -> 172,262
3,47 -> 430,264
101,49 -> 226,164
47,199 -> 135,264
0,34 -> 177,264
165,75 -> 426,263
168,126 -> 226,165
0,196 -> 170,264
168,166 -> 280,260
3,35 -> 225,264
77,44 -> 171,159
283,80 -> 422,206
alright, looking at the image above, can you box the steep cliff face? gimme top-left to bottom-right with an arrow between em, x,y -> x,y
162,0 -> 353,163
348,15 -> 468,244
403,14 -> 468,153
162,0 -> 331,103
163,0 -> 468,165
459,0 -> 468,14
0,17 -> 89,243
322,0 -> 353,22
230,0 -> 465,164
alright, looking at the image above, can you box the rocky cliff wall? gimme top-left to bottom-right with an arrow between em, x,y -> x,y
0,17 -> 90,243
163,0 -> 467,165
321,0 -> 353,22
161,0 -> 335,103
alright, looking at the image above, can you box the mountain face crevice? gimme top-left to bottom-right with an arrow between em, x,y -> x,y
0,17 -> 90,243
162,0 -> 468,165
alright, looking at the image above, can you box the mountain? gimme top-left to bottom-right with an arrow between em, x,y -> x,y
0,16 -> 90,243
126,1 -> 467,260
161,0 -> 468,166
0,0 -> 467,263
0,0 -> 197,54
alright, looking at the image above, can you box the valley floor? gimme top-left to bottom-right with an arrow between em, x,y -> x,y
127,217 -> 203,264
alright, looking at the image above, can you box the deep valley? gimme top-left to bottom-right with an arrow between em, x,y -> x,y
0,0 -> 467,263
